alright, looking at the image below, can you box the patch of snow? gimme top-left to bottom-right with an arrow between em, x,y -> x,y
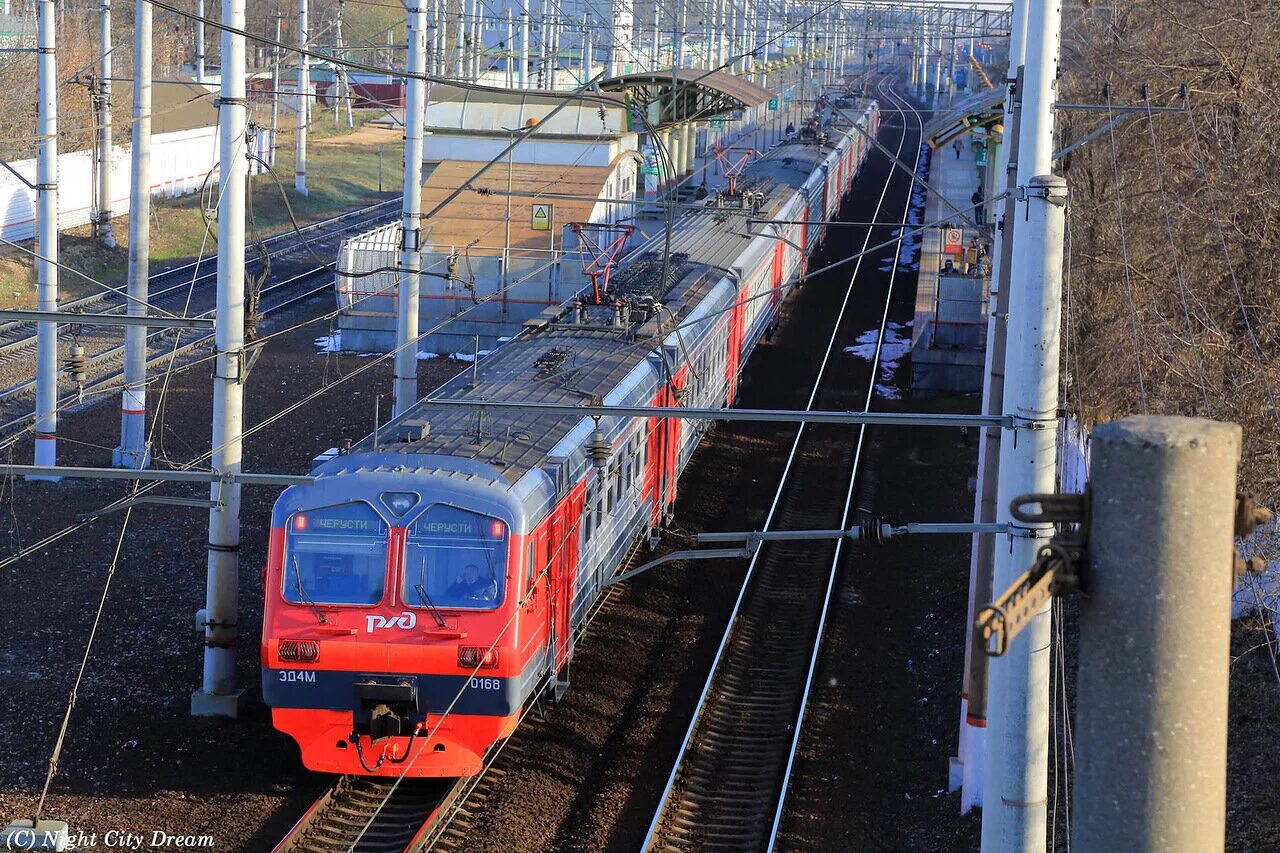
314,332 -> 342,352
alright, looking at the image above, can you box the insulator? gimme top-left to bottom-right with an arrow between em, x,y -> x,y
587,422 -> 610,472
66,343 -> 87,383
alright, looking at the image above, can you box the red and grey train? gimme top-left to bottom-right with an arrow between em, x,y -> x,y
261,99 -> 881,778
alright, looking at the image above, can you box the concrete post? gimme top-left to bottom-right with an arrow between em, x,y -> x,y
269,13 -> 281,167
470,0 -> 481,81
650,3 -> 659,69
955,80 -> 1020,811
519,11 -> 530,89
506,10 -> 514,88
296,0 -> 310,195
680,121 -> 693,180
394,2 -> 427,416
455,0 -> 465,78
980,0 -> 1060,847
194,0 -> 205,83
1072,416 -> 1241,853
193,0 -> 247,718
31,0 -> 58,478
112,0 -> 151,469
97,0 -> 116,247
581,13 -> 591,83
957,62 -> 1024,814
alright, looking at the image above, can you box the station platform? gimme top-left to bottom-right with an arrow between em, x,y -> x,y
911,134 -> 990,393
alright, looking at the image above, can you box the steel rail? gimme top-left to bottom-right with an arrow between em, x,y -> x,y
766,80 -> 926,851
0,197 -> 399,359
641,76 -> 922,851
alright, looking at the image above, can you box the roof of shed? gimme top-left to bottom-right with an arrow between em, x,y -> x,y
420,160 -> 615,254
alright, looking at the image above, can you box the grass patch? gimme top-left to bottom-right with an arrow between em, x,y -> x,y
0,113 -> 404,308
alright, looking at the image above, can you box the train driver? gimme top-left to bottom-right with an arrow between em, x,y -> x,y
446,564 -> 498,604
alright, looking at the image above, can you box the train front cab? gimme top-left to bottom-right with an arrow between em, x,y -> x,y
261,470 -> 545,778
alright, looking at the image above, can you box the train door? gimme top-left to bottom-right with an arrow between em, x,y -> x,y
726,292 -> 746,404
547,486 -> 583,676
646,413 -> 662,525
666,370 -> 687,488
800,204 -> 810,274
770,242 -> 786,318
522,528 -> 550,668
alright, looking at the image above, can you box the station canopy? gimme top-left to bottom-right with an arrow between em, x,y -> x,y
924,88 -> 1006,150
597,67 -> 773,128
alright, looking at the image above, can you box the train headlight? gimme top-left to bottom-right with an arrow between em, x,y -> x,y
279,639 -> 320,662
458,646 -> 499,670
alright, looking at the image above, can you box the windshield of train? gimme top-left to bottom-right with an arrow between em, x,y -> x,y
404,504 -> 508,610
284,502 -> 388,606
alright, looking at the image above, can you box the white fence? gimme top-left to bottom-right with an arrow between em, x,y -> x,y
0,125 -> 272,243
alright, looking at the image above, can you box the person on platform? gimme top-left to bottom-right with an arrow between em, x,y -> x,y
971,187 -> 985,226
953,138 -> 964,159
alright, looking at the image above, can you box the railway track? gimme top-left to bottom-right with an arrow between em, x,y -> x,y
0,197 -> 398,364
642,80 -> 925,852
0,197 -> 400,443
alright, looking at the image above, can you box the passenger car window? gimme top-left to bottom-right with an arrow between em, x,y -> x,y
284,502 -> 388,605
404,504 -> 508,610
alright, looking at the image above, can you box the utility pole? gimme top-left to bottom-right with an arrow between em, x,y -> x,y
581,13 -> 591,82
112,0 -> 151,470
505,10 -> 514,88
394,1 -> 426,417
96,0 -> 116,248
455,0 -> 465,79
1072,416 -> 1241,853
193,0 -> 248,718
31,0 -> 58,479
610,0 -> 633,76
333,0 -> 346,126
296,0 -> 310,196
194,0 -> 205,83
519,10 -> 529,89
957,0 -> 1029,806
980,0 -> 1064,849
955,77 -> 1020,811
269,13 -> 282,167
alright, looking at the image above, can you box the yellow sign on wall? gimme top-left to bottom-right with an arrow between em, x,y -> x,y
531,203 -> 552,231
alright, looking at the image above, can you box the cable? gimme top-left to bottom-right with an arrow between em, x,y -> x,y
1141,95 -> 1210,413
1103,86 -> 1148,412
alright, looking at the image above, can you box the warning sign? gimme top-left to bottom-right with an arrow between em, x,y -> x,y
944,227 -> 964,254
531,203 -> 552,231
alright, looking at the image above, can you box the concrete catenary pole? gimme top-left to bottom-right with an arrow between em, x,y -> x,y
394,1 -> 427,417
296,0 -> 310,195
96,0 -> 117,248
954,82 -> 1022,810
1072,416 -> 1241,853
455,0 -> 466,78
193,0 -> 248,718
979,6 -> 1064,849
270,13 -> 282,167
112,0 -> 151,470
581,13 -> 591,83
519,10 -> 530,89
195,0 -> 205,83
505,10 -> 514,88
32,0 -> 58,477
956,0 -> 1029,805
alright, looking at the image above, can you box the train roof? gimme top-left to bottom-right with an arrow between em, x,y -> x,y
337,99 -> 875,487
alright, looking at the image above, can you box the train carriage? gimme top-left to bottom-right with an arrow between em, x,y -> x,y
261,97 -> 880,778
